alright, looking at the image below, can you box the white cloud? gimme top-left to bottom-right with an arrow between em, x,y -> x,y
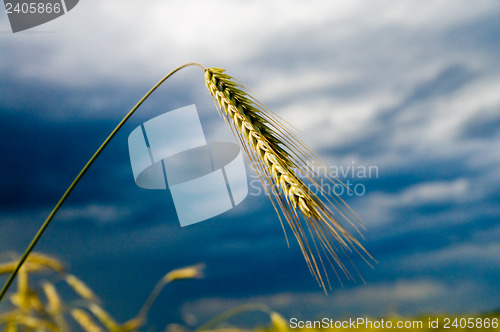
386,76 -> 500,158
3,1 -> 499,172
181,279 -> 450,321
357,178 -> 473,226
0,204 -> 131,238
55,203 -> 131,224
400,179 -> 470,205
1,0 -> 497,87
407,242 -> 500,269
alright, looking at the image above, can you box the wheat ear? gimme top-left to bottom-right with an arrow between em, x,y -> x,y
205,67 -> 373,290
0,63 -> 371,301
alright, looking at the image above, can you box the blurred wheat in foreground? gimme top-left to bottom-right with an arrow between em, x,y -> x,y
0,252 -> 204,332
205,67 -> 373,290
0,251 -> 498,332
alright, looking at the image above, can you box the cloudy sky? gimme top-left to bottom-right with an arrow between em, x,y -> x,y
1,0 -> 500,329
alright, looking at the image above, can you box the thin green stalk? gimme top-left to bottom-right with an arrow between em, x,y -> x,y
135,275 -> 170,322
136,263 -> 204,322
0,62 -> 205,303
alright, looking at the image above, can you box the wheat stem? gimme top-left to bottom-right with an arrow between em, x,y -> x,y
0,62 -> 206,303
136,263 -> 204,322
1,63 -> 371,300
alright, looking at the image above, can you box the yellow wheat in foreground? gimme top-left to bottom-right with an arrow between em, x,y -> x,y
205,67 -> 373,291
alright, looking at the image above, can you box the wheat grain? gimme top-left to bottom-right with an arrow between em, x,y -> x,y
269,311 -> 289,332
4,322 -> 17,332
120,317 -> 143,332
26,253 -> 64,273
41,280 -> 71,331
0,262 -> 18,275
41,282 -> 62,315
164,263 -> 205,283
71,309 -> 103,332
0,312 -> 57,331
27,290 -> 44,313
0,253 -> 64,276
65,274 -> 99,303
205,67 -> 373,290
17,267 -> 29,311
135,263 -> 205,322
88,303 -> 119,332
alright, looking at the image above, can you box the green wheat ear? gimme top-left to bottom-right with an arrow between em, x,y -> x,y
0,63 -> 372,302
205,67 -> 373,291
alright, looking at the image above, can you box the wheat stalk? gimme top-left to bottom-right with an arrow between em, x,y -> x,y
71,309 -> 103,332
0,63 -> 203,301
88,303 -> 120,331
65,274 -> 100,303
136,263 -> 205,322
0,63 -> 371,300
205,67 -> 372,290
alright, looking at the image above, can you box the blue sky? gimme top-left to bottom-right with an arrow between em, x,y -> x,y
1,0 -> 500,329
